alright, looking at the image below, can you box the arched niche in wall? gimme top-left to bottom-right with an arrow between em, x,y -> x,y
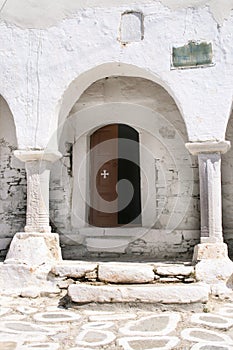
50,76 -> 199,247
0,96 -> 26,260
53,63 -> 187,151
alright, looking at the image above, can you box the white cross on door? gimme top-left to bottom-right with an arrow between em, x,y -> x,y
101,169 -> 109,179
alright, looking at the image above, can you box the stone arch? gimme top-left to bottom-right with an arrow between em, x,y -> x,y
0,96 -> 26,260
49,73 -> 200,260
0,95 -> 18,147
53,63 -> 189,149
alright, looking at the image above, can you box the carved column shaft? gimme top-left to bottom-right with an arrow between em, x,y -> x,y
186,141 -> 230,244
198,153 -> 222,242
25,160 -> 51,233
14,150 -> 62,234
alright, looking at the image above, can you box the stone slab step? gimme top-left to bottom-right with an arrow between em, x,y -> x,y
68,283 -> 209,304
98,263 -> 155,283
51,261 -> 98,278
51,260 -> 195,284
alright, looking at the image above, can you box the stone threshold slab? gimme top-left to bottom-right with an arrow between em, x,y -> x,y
68,283 -> 209,304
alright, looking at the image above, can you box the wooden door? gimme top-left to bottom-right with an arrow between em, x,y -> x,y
89,124 -> 118,227
89,124 -> 142,227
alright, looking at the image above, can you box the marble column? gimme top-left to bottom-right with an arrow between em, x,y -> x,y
186,141 -> 231,262
5,150 -> 63,265
198,153 -> 223,243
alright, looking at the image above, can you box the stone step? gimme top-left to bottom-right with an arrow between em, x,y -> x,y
68,282 -> 209,304
51,260 -> 195,284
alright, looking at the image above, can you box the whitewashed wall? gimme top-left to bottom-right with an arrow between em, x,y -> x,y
0,1 -> 233,259
0,2 -> 232,149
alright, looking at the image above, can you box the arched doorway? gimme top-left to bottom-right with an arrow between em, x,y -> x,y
54,75 -> 197,260
0,96 -> 26,260
89,124 -> 141,227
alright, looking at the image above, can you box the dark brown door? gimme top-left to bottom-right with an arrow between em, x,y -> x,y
89,124 -> 118,227
89,124 -> 141,227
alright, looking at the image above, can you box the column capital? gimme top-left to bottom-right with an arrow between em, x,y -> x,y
14,150 -> 62,163
185,140 -> 231,155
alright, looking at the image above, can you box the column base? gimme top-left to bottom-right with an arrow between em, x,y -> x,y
5,232 -> 62,266
193,243 -> 228,262
0,262 -> 60,297
195,258 -> 233,285
193,243 -> 233,286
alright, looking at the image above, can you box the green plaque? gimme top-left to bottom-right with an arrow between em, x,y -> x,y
172,41 -> 212,68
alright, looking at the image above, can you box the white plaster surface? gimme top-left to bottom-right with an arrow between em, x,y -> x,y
0,2 -> 233,150
0,0 -> 232,28
1,0 -> 233,263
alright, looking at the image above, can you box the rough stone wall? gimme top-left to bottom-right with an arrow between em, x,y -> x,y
0,97 -> 26,259
50,146 -> 73,236
60,229 -> 200,261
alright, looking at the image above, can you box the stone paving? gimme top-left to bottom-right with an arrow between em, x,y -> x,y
1,294 -> 233,349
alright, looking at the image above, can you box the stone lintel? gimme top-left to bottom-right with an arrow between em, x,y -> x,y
185,141 -> 230,155
14,150 -> 62,163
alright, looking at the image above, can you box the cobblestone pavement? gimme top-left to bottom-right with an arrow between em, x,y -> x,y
1,293 -> 233,350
